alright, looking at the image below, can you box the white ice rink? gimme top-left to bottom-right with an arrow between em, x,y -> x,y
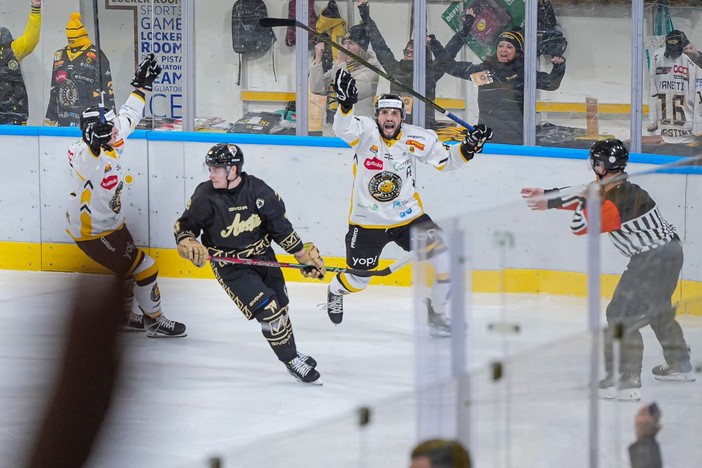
1,270 -> 700,467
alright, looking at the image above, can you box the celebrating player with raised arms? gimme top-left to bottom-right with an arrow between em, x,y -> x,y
327,68 -> 493,336
67,54 -> 187,338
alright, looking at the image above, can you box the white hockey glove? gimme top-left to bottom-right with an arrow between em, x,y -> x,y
460,124 -> 493,160
177,237 -> 208,268
131,53 -> 162,91
295,242 -> 326,280
333,69 -> 358,109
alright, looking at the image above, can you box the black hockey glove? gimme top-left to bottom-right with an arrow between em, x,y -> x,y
130,53 -> 162,91
460,124 -> 493,160
333,69 -> 358,110
82,121 -> 114,151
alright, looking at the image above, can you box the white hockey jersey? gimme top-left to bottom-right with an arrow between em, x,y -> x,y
66,91 -> 145,241
648,48 -> 702,144
333,107 -> 473,228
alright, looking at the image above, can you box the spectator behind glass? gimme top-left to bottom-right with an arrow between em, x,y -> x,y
45,12 -> 115,127
629,403 -> 662,468
356,0 -> 446,128
410,439 -> 471,468
310,24 -> 381,136
431,9 -> 566,145
0,0 -> 42,126
647,30 -> 702,146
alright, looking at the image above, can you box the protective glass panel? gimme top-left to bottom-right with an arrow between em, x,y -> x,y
535,1 -> 632,148
641,2 -> 702,156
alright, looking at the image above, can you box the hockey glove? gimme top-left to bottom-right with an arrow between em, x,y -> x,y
295,242 -> 326,280
333,69 -> 358,110
130,53 -> 162,91
460,124 -> 493,160
177,237 -> 208,268
82,121 -> 114,151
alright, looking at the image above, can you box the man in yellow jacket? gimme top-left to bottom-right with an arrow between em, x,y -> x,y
0,0 -> 41,125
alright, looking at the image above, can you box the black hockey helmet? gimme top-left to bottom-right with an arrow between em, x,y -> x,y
589,138 -> 628,173
79,105 -> 115,132
374,94 -> 405,119
205,143 -> 244,171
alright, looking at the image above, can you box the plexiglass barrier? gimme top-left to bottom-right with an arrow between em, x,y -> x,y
178,155 -> 702,467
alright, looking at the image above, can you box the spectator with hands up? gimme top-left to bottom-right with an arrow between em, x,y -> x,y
325,69 -> 492,335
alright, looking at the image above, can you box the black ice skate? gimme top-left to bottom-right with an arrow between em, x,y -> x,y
121,312 -> 145,332
286,356 -> 322,385
143,314 -> 187,338
425,299 -> 451,338
297,351 -> 317,368
598,372 -> 641,401
326,286 -> 344,325
651,361 -> 696,382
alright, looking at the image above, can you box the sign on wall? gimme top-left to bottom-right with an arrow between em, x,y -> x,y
106,0 -> 183,121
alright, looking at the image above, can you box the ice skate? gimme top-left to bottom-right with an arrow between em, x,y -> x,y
652,361 -> 696,382
297,351 -> 317,368
121,311 -> 144,332
143,313 -> 187,338
326,286 -> 344,325
425,299 -> 451,338
286,356 -> 322,385
598,372 -> 641,401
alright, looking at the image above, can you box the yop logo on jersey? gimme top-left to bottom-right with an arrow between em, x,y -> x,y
364,157 -> 383,171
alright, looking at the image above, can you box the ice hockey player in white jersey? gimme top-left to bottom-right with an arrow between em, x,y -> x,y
647,30 -> 702,145
326,68 -> 493,336
66,53 -> 187,338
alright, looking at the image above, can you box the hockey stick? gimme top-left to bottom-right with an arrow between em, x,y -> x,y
259,17 -> 474,131
92,0 -> 105,109
208,251 -> 416,278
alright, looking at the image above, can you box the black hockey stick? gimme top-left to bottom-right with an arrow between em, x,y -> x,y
260,17 -> 474,131
92,0 -> 105,109
208,252 -> 416,278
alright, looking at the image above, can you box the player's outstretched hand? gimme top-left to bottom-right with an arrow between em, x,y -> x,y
82,121 -> 114,150
177,237 -> 208,268
460,124 -> 493,159
295,242 -> 326,280
131,53 -> 162,91
333,69 -> 358,109
520,187 -> 549,210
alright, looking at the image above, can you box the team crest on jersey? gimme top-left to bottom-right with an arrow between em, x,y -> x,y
368,171 -> 402,202
256,198 -> 264,209
363,157 -> 383,170
406,139 -> 425,151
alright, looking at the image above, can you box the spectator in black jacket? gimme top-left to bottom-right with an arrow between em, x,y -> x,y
629,403 -> 662,468
431,9 -> 566,145
357,0 -> 445,128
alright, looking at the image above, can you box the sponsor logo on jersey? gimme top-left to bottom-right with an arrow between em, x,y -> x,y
229,205 -> 248,211
55,70 -> 69,83
673,65 -> 688,75
399,207 -> 413,218
101,175 -> 119,190
656,67 -> 671,75
256,198 -> 265,209
364,156 -> 383,171
87,51 -> 97,60
350,227 -> 359,248
104,164 -> 112,173
54,50 -> 63,61
357,202 -> 379,211
406,139 -> 425,151
249,291 -> 264,307
369,145 -> 378,154
393,160 -> 411,171
351,255 -> 379,267
368,171 -> 402,202
406,134 -> 425,141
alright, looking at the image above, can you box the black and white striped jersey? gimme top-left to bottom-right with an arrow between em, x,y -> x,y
559,179 -> 678,257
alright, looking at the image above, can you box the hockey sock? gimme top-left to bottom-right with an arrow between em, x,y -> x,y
131,254 -> 162,316
254,298 -> 297,362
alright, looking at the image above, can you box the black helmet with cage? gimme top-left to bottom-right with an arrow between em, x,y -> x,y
589,138 -> 628,173
205,143 -> 244,172
374,94 -> 405,120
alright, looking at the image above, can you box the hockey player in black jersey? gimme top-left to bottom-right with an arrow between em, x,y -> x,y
521,139 -> 695,401
174,143 -> 326,385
